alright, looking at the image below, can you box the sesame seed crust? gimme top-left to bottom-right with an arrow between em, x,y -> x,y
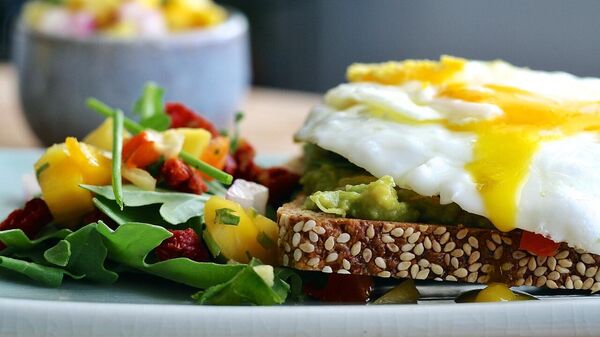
277,198 -> 600,293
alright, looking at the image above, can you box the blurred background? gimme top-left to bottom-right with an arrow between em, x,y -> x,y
4,0 -> 600,92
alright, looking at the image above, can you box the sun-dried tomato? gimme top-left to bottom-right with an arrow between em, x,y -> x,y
165,102 -> 219,137
155,228 -> 210,262
160,158 -> 208,195
304,274 -> 374,303
0,198 -> 53,250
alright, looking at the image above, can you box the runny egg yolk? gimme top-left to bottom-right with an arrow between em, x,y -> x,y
347,57 -> 600,232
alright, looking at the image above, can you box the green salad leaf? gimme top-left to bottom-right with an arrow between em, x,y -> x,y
82,185 -> 209,225
0,227 -> 71,252
133,82 -> 171,131
93,196 -> 164,226
43,240 -> 71,267
0,256 -> 68,287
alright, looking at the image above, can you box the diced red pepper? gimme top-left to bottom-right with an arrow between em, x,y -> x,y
165,102 -> 219,137
0,198 -> 53,250
160,158 -> 208,195
155,228 -> 210,262
304,274 -> 374,303
122,132 -> 161,169
518,231 -> 560,257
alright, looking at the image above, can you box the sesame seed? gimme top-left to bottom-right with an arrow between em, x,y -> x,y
313,226 -> 326,235
535,276 -> 547,288
557,266 -> 570,274
451,249 -> 464,257
293,249 -> 302,262
581,253 -> 595,265
326,252 -> 339,263
400,252 -> 416,261
337,269 -> 351,275
595,269 -> 600,282
468,251 -> 480,264
433,227 -> 447,235
547,257 -> 557,271
302,220 -> 316,232
518,257 -> 529,267
432,241 -> 442,253
515,278 -> 525,286
284,243 -> 292,253
558,259 -> 573,268
434,277 -> 443,281
493,246 -> 504,260
403,227 -> 415,238
401,243 -> 415,252
453,268 -> 468,278
325,236 -> 335,251
502,237 -> 513,245
424,236 -> 432,249
572,275 -> 581,281
576,248 -> 586,254
391,228 -> 404,237
574,279 -> 584,290
279,226 -> 287,238
546,280 -> 558,289
410,264 -> 419,279
528,257 -> 537,271
386,243 -> 400,252
408,232 -> 421,244
481,264 -> 494,274
418,259 -> 430,268
375,257 -> 387,269
398,261 -> 412,271
381,234 -> 395,243
468,236 -> 479,249
293,221 -> 304,233
397,271 -> 409,278
523,276 -> 532,286
413,243 -> 424,256
383,223 -> 395,233
378,271 -> 391,278
337,233 -> 351,243
439,232 -> 451,245
586,267 -> 598,278
431,264 -> 444,275
501,262 -> 513,271
467,272 -> 478,283
363,248 -> 372,263
416,269 -> 430,280
443,242 -> 456,253
583,278 -> 594,290
463,243 -> 472,256
366,225 -> 375,239
555,250 -> 569,259
308,231 -> 319,243
469,263 -> 482,272
445,275 -> 458,282
342,259 -> 351,270
419,225 -> 429,232
486,240 -> 497,252
299,242 -> 315,253
534,266 -> 548,277
577,262 -> 586,275
491,233 -> 502,245
444,254 -> 450,265
322,266 -> 333,273
457,228 -> 468,240
547,271 -> 560,281
536,256 -> 548,266
592,282 -> 600,294
280,215 -> 290,227
451,257 -> 459,269
307,257 -> 320,267
282,255 -> 289,266
565,277 -> 574,289
516,266 -> 527,278
351,242 -> 362,256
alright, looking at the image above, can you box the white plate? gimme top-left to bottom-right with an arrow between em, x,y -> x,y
0,149 -> 599,337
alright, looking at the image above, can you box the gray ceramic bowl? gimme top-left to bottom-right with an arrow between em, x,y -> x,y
12,9 -> 250,145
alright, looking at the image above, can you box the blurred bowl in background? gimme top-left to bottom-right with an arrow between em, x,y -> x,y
12,9 -> 250,146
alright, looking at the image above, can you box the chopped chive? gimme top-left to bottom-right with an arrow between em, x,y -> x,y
215,208 -> 240,226
179,151 -> 233,185
35,162 -> 50,180
112,109 -> 125,210
86,98 -> 144,134
257,231 -> 275,250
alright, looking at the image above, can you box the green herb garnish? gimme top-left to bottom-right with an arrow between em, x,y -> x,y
112,109 -> 125,210
257,231 -> 275,250
215,208 -> 240,226
133,82 -> 170,131
35,162 -> 49,180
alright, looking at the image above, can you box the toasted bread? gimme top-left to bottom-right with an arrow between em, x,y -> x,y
277,197 -> 600,292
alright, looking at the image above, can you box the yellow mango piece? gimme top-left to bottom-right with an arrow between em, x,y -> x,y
83,118 -> 130,152
35,138 -> 112,226
172,128 -> 211,158
204,196 -> 262,263
247,209 -> 279,265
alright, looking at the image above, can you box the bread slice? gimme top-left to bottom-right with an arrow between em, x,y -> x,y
277,197 -> 600,292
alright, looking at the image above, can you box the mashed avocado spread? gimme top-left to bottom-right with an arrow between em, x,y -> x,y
302,145 -> 493,228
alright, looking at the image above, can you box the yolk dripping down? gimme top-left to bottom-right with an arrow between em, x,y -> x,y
348,57 -> 600,232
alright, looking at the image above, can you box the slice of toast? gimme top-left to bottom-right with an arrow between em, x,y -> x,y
276,197 -> 600,292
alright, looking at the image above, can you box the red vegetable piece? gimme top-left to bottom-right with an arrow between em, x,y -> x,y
160,158 -> 208,195
304,274 -> 374,303
0,198 -> 53,250
519,230 -> 560,257
155,228 -> 210,262
122,131 -> 161,169
165,102 -> 219,137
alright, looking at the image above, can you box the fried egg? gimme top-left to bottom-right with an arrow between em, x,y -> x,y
295,56 -> 600,254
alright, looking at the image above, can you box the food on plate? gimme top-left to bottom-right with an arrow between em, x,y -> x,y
0,82 -> 300,305
22,0 -> 226,38
278,56 -> 600,295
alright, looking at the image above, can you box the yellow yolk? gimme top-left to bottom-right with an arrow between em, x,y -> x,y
348,57 -> 600,232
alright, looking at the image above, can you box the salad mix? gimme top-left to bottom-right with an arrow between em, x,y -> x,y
22,0 -> 226,38
0,83 -> 301,305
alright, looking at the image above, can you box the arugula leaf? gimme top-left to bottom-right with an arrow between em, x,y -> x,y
0,228 -> 71,252
96,221 -> 246,288
112,109 -> 125,210
82,185 -> 209,224
43,240 -> 71,267
0,256 -> 67,287
215,208 -> 240,226
275,268 -> 303,302
133,82 -> 170,131
192,260 -> 288,305
93,196 -> 164,226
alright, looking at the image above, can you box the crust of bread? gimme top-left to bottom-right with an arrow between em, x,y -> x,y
277,197 -> 600,292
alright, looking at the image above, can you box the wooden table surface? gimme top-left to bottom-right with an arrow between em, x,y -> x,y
0,64 -> 320,155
